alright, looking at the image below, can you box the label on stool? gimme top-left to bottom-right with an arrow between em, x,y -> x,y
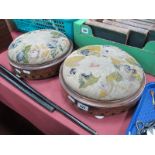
15,68 -> 21,74
77,102 -> 89,111
23,70 -> 30,74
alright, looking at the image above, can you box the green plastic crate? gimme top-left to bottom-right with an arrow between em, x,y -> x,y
74,19 -> 155,76
13,19 -> 77,40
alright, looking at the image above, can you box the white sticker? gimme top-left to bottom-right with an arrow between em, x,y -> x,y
95,115 -> 104,119
81,27 -> 89,34
23,70 -> 30,74
77,102 -> 89,111
15,69 -> 21,74
68,95 -> 75,103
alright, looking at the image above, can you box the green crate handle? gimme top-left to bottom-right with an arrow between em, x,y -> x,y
74,19 -> 155,76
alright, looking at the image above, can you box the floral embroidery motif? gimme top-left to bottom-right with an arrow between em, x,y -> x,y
81,45 -> 101,53
99,90 -> 107,98
16,51 -> 25,62
89,62 -> 100,68
80,49 -> 90,56
126,57 -> 140,66
132,73 -> 142,81
79,49 -> 100,57
79,46 -> 101,57
16,45 -> 32,63
64,56 -> 85,67
124,64 -> 131,73
9,30 -> 70,65
9,39 -> 21,49
111,57 -> 121,65
23,45 -> 31,63
106,72 -> 123,82
47,40 -> 58,49
70,68 -> 77,75
79,73 -> 100,89
50,31 -> 64,38
29,50 -> 39,58
63,45 -> 144,100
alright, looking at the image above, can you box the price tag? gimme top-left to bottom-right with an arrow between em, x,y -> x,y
77,102 -> 89,111
23,70 -> 30,74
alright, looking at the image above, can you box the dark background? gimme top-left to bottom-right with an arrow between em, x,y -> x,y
0,102 -> 43,135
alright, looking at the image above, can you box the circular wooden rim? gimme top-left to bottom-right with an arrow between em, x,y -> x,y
9,39 -> 73,70
59,64 -> 146,108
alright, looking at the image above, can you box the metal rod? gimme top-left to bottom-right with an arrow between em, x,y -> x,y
0,72 -> 53,111
0,65 -> 55,112
0,65 -> 97,135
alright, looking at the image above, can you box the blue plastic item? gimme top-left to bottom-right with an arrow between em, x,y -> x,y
12,19 -> 77,40
126,82 -> 155,135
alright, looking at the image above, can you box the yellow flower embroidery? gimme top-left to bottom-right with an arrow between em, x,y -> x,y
126,57 -> 138,65
99,90 -> 107,98
86,46 -> 101,53
106,72 -> 122,82
79,46 -> 101,54
133,74 -> 141,81
65,56 -> 85,67
79,74 -> 100,88
41,50 -> 50,58
111,57 -> 121,65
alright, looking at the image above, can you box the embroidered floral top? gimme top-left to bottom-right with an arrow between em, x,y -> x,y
62,45 -> 144,100
8,29 -> 70,65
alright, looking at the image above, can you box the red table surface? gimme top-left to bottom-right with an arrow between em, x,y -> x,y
0,31 -> 155,135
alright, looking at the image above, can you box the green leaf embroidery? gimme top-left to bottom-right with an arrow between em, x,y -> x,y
126,57 -> 138,66
23,45 -> 31,63
133,74 -> 141,81
59,44 -> 63,52
106,72 -> 122,82
79,77 -> 85,88
79,74 -> 100,89
99,89 -> 107,98
51,31 -> 62,38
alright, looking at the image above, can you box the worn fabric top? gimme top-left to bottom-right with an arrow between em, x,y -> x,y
8,29 -> 70,65
62,45 -> 144,100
